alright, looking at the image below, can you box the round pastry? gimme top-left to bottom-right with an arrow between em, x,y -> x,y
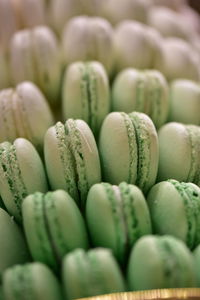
62,16 -> 114,75
157,122 -> 200,184
10,26 -> 61,106
127,235 -> 196,290
62,248 -> 126,300
112,68 -> 169,128
86,182 -> 152,264
62,61 -> 110,136
99,112 -> 159,193
147,180 -> 200,249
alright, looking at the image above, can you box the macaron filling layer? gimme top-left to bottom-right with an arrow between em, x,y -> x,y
186,126 -> 200,185
129,113 -> 151,191
168,180 -> 200,249
0,142 -> 27,219
80,63 -> 98,133
120,112 -> 138,184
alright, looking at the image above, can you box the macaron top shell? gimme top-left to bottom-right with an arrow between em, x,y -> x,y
44,119 -> 101,208
147,180 -> 200,249
62,248 -> 126,300
86,182 -> 152,263
0,208 -> 30,276
22,190 -> 89,270
3,262 -> 62,300
127,235 -> 196,291
0,138 -> 48,222
62,61 -> 110,136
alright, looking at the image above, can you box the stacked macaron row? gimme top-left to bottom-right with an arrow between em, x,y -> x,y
0,0 -> 200,299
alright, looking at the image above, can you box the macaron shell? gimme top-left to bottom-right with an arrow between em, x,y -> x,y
157,122 -> 192,182
147,181 -> 188,242
99,112 -> 137,184
0,208 -> 30,276
3,263 -> 62,300
193,244 -> 200,286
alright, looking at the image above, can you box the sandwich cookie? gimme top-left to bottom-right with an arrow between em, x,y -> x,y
0,208 -> 30,277
112,68 -> 169,128
99,111 -> 158,193
62,61 -> 110,136
22,190 -> 89,270
10,26 -> 61,106
44,119 -> 101,209
0,82 -> 54,152
3,263 -> 62,300
62,248 -> 126,300
128,235 -> 196,291
0,138 -> 48,223
86,182 -> 152,264
158,122 -> 200,184
147,180 -> 200,249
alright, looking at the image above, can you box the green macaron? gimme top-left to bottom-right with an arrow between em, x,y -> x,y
22,190 -> 89,270
168,79 -> 200,125
112,68 -> 169,128
2,262 -> 63,300
0,138 -> 48,223
193,244 -> 200,286
44,119 -> 101,209
86,182 -> 152,264
147,180 -> 200,249
99,111 -> 159,193
62,61 -> 110,136
127,235 -> 196,291
0,208 -> 30,278
62,248 -> 126,300
158,122 -> 200,184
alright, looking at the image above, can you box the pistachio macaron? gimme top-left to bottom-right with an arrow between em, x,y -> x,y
44,119 -> 101,209
112,68 -> 169,128
0,138 -> 48,223
62,61 -> 110,136
86,182 -> 152,264
2,262 -> 62,300
62,248 -> 126,300
22,190 -> 89,270
147,180 -> 200,249
99,112 -> 159,193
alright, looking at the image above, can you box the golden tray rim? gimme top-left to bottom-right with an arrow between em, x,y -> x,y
78,288 -> 200,300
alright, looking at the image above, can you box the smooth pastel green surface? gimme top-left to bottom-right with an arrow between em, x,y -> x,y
3,263 -> 62,300
169,80 -> 200,125
127,235 -> 196,291
86,182 -> 152,263
44,119 -> 101,209
147,180 -> 200,249
62,61 -> 110,136
22,190 -> 89,270
193,244 -> 200,286
157,122 -> 200,185
62,16 -> 114,75
10,26 -> 61,106
112,68 -> 169,128
0,82 -> 54,151
0,208 -> 29,277
99,112 -> 159,193
0,138 -> 48,222
62,248 -> 126,300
